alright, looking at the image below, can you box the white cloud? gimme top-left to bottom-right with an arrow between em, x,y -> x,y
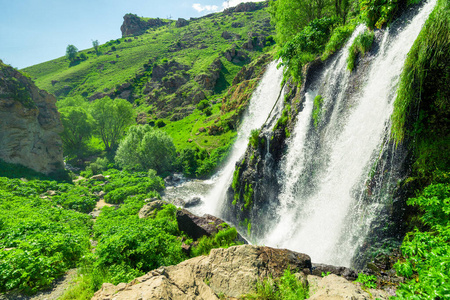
222,0 -> 263,10
192,3 -> 219,13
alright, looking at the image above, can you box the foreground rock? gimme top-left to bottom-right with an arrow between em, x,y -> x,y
0,60 -> 64,174
92,245 -> 311,300
308,274 -> 390,299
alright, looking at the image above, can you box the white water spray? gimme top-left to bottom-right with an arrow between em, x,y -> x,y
261,0 -> 436,266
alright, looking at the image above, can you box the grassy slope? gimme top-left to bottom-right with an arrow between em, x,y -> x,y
23,7 -> 274,157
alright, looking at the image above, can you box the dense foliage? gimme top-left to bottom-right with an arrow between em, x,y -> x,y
394,172 -> 450,299
0,177 -> 92,293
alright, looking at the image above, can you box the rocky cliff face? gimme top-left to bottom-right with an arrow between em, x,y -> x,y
0,61 -> 64,175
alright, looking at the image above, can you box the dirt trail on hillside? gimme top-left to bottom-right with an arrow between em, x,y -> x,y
0,269 -> 77,300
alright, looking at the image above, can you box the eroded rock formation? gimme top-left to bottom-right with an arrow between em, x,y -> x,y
0,61 -> 64,175
92,245 -> 312,299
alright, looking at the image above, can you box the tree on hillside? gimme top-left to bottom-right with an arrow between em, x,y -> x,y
92,40 -> 100,55
90,97 -> 135,152
59,106 -> 95,155
115,124 -> 176,174
66,44 -> 78,62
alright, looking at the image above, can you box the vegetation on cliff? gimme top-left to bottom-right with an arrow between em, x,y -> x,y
390,0 -> 450,297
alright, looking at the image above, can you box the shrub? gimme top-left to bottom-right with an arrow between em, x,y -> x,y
313,95 -> 324,127
155,119 -> 166,128
347,30 -> 374,71
277,17 -> 337,82
243,268 -> 308,300
115,125 -> 176,174
360,0 -> 399,29
190,226 -> 240,257
322,22 -> 357,60
249,129 -> 260,148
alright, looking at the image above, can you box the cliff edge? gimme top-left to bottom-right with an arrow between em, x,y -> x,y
0,60 -> 64,175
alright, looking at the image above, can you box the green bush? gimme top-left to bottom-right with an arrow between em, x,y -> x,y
347,30 -> 374,71
313,95 -> 324,127
360,0 -> 399,29
155,119 -> 166,128
278,17 -> 336,82
394,173 -> 450,299
249,129 -> 260,148
243,268 -> 308,300
93,199 -> 186,284
322,22 -> 357,60
190,226 -> 241,257
52,185 -> 97,213
115,125 -> 176,174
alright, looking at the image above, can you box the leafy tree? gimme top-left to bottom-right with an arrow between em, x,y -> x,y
115,124 -> 176,174
90,97 -> 135,152
66,44 -> 78,62
59,106 -> 95,155
92,39 -> 100,55
269,0 -> 333,44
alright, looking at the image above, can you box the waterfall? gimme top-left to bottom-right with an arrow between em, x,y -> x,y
162,61 -> 285,216
204,61 -> 285,215
260,0 -> 437,267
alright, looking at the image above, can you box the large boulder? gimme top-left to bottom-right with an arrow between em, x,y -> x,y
92,245 -> 312,300
176,209 -> 225,240
0,60 -> 64,175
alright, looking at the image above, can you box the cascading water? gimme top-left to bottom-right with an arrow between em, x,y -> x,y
162,61 -> 285,216
260,0 -> 437,267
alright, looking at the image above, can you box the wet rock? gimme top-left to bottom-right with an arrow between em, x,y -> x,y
185,197 -> 203,208
311,263 -> 358,281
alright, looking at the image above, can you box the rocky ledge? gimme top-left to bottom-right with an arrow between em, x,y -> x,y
92,244 -> 391,300
0,60 -> 64,174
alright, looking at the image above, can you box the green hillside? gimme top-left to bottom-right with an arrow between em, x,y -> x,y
23,3 -> 276,177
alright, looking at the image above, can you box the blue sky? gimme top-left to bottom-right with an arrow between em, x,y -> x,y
0,0 -> 262,69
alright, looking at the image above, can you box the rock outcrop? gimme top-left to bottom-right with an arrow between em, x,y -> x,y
0,60 -> 64,175
120,14 -> 168,37
92,245 -> 312,300
92,245 -> 392,299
